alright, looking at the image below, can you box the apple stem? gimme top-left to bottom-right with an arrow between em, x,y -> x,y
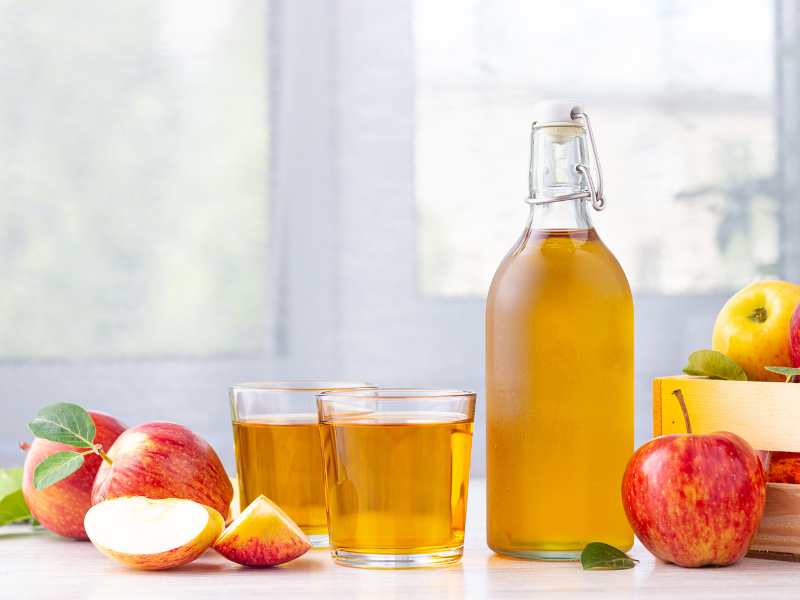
672,389 -> 693,434
94,444 -> 113,465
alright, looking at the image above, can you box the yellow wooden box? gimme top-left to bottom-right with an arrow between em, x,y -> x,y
653,376 -> 800,560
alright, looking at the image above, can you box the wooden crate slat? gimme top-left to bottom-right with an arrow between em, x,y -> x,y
750,483 -> 800,555
654,376 -> 800,453
653,376 -> 800,559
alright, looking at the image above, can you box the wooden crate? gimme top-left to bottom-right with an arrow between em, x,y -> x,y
653,376 -> 800,560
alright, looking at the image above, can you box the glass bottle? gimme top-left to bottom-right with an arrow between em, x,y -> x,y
486,101 -> 633,560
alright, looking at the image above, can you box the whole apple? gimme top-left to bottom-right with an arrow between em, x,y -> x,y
91,422 -> 233,520
22,411 -> 127,539
712,280 -> 800,381
622,431 -> 766,567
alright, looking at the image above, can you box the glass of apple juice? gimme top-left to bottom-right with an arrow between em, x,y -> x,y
317,388 -> 475,568
230,382 -> 374,548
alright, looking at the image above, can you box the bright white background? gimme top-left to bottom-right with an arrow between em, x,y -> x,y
2,0 -> 799,476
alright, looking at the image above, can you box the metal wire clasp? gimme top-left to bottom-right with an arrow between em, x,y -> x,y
572,108 -> 605,211
527,107 -> 606,211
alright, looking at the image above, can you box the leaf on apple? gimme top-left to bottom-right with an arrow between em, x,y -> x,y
26,403 -> 115,491
683,350 -> 747,381
33,452 -> 85,490
581,542 -> 638,570
765,366 -> 800,383
28,403 -> 96,448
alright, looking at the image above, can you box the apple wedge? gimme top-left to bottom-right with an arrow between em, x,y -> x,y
84,497 -> 224,570
214,495 -> 311,567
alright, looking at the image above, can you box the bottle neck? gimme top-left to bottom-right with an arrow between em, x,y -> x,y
527,125 -> 593,231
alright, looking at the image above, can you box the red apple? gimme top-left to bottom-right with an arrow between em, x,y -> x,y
622,430 -> 766,567
91,422 -> 233,520
22,411 -> 126,539
764,306 -> 800,484
790,301 -> 800,367
767,451 -> 800,484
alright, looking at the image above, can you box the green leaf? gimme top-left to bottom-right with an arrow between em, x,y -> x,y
0,490 -> 31,526
33,452 -> 84,490
581,542 -> 638,570
0,468 -> 32,526
683,350 -> 747,381
28,403 -> 95,448
0,468 -> 22,498
765,366 -> 800,383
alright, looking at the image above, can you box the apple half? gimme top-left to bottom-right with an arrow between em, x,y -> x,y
214,495 -> 311,567
84,497 -> 224,570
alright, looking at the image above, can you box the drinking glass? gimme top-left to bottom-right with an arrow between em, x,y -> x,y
317,388 -> 475,568
230,381 -> 373,547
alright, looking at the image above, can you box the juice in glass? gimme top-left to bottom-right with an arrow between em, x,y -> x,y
318,389 -> 475,568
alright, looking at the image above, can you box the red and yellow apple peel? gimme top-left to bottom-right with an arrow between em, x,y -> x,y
22,408 -> 127,539
213,495 -> 311,567
92,422 -> 233,522
622,389 -> 766,567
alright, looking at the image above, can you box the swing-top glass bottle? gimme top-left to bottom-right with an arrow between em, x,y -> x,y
486,101 -> 634,559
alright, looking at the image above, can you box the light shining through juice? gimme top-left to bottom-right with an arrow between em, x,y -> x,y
320,412 -> 473,555
233,414 -> 327,537
486,228 -> 634,557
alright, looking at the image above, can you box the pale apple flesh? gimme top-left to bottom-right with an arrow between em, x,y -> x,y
22,411 -> 126,540
91,422 -> 233,522
84,497 -> 224,570
622,431 -> 766,568
712,280 -> 800,382
213,494 -> 311,567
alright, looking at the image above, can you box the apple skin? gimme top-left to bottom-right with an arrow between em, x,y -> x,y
767,452 -> 800,484
91,422 -> 233,520
85,497 -> 224,571
22,411 -> 126,540
622,431 -> 766,567
214,495 -> 311,567
712,280 -> 800,381
790,302 -> 800,368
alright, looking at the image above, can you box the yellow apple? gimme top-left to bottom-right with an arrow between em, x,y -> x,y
712,280 -> 800,381
213,495 -> 311,567
84,497 -> 224,570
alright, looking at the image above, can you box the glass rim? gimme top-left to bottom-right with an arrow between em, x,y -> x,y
317,387 -> 475,401
230,381 -> 375,393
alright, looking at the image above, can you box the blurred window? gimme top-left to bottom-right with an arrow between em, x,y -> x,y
0,0 -> 269,358
416,0 -> 777,296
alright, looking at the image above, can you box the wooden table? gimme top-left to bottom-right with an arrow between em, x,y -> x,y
2,480 -> 797,599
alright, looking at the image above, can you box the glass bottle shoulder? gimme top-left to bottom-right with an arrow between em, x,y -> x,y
488,226 -> 632,303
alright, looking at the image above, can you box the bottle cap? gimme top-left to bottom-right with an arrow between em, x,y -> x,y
531,100 -> 584,127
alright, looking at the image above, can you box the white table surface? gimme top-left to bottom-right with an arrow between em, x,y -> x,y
2,479 -> 798,600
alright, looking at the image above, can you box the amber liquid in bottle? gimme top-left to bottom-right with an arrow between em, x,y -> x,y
486,120 -> 633,559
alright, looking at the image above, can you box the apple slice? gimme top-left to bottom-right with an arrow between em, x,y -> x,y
84,497 -> 224,570
214,495 -> 311,567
